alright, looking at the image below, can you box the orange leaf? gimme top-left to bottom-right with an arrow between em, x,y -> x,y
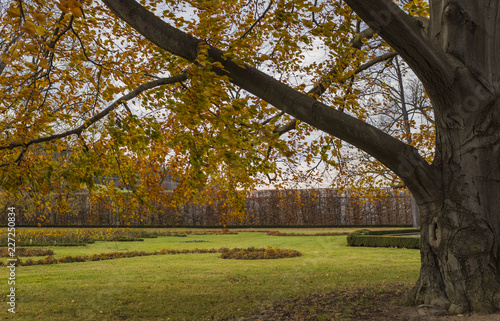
32,12 -> 47,24
21,22 -> 37,35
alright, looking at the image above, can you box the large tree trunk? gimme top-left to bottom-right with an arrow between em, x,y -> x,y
345,0 -> 500,313
409,0 -> 500,313
409,100 -> 500,313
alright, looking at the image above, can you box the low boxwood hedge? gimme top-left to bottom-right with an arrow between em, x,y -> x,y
347,229 -> 420,249
219,247 -> 303,260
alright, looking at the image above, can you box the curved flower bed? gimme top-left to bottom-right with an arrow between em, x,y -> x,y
1,246 -> 302,266
0,248 -> 54,257
266,231 -> 350,237
0,229 -> 239,247
2,248 -> 221,267
219,247 -> 302,260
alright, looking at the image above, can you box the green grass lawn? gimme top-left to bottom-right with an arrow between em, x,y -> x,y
0,228 -> 420,320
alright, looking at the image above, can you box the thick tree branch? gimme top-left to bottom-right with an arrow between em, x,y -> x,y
343,0 -> 457,98
102,0 -> 440,199
0,73 -> 187,151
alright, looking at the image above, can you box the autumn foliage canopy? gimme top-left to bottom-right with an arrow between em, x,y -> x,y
0,0 -> 432,223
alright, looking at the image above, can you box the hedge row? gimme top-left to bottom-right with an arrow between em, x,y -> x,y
219,247 -> 303,260
1,246 -> 301,266
0,229 -> 241,248
266,231 -> 350,236
0,248 -> 55,257
359,228 -> 420,235
1,248 -> 222,267
347,229 -> 420,249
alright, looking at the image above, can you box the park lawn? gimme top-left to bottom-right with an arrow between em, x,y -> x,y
0,229 -> 420,320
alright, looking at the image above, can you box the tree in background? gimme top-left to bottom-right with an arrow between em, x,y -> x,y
2,0 -> 500,314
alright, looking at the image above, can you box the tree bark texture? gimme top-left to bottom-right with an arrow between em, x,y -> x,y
345,0 -> 500,313
418,1 -> 500,313
103,0 -> 500,313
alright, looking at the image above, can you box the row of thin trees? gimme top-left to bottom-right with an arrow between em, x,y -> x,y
2,189 -> 413,227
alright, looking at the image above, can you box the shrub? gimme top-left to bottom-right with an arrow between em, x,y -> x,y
347,229 -> 420,249
363,228 -> 420,236
0,247 -> 222,266
43,256 -> 58,264
0,248 -> 54,257
267,231 -> 350,237
106,236 -> 145,242
346,229 -> 371,245
0,228 -> 192,248
219,247 -> 303,260
180,230 -> 238,236
0,246 -> 301,266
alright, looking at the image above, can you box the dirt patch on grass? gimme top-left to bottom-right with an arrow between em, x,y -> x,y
234,284 -> 500,321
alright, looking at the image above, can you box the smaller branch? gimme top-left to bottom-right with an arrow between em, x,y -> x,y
274,51 -> 397,136
354,51 -> 397,74
344,0 -> 454,96
261,111 -> 285,126
16,0 -> 26,22
351,27 -> 376,50
273,119 -> 297,134
239,0 -> 274,39
0,73 -> 187,151
309,28 -> 375,99
48,14 -> 74,49
122,102 -> 133,115
15,146 -> 27,165
311,0 -> 321,28
71,26 -> 101,67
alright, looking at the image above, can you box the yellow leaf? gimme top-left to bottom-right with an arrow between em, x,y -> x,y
70,7 -> 83,18
35,25 -> 48,36
7,6 -> 21,17
23,43 -> 37,53
56,0 -> 70,13
69,0 -> 83,18
334,97 -> 345,105
39,58 -> 50,69
21,21 -> 37,35
32,12 -> 47,24
10,49 -> 20,58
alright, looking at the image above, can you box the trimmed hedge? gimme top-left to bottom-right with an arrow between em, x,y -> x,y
360,228 -> 420,235
0,246 -> 303,266
219,247 -> 303,260
347,229 -> 420,249
266,231 -> 350,237
0,248 -> 55,257
1,248 -> 222,267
